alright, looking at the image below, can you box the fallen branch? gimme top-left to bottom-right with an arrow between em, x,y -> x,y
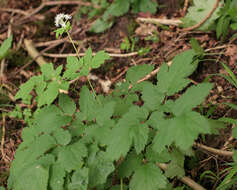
136,17 -> 183,26
24,39 -> 47,66
43,52 -> 138,58
158,163 -> 207,190
20,0 -> 99,21
193,142 -> 233,157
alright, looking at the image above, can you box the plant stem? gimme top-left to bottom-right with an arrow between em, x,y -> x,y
66,30 -> 102,105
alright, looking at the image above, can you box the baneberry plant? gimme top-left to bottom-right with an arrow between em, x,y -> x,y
8,14 -> 225,190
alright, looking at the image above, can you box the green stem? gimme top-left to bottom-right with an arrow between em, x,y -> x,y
66,30 -> 102,105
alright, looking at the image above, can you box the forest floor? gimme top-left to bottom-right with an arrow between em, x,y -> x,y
0,0 -> 236,189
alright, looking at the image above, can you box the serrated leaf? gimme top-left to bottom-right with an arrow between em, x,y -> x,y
33,105 -> 71,135
58,94 -> 76,115
157,50 -> 197,96
91,50 -> 110,69
63,56 -> 83,80
79,86 -> 99,121
8,134 -> 56,189
130,163 -> 167,190
126,64 -> 154,85
153,111 -> 211,153
172,83 -> 213,116
141,83 -> 165,111
57,141 -> 87,172
0,35 -> 13,60
145,145 -> 171,163
133,0 -> 158,14
103,0 -> 130,19
88,151 -> 114,188
181,0 -> 221,30
52,128 -> 71,146
38,80 -> 59,107
95,101 -> 115,126
117,151 -> 143,178
105,107 -> 149,160
68,168 -> 89,190
90,18 -> 113,33
165,149 -> 185,178
15,76 -> 38,103
131,123 -> 149,154
190,38 -> 204,55
41,63 -> 55,81
49,164 -> 66,190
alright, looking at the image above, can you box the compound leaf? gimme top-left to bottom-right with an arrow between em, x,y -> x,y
57,141 -> 87,172
126,64 -> 154,85
172,83 -> 213,116
49,164 -> 66,190
157,50 -> 197,96
58,94 -> 76,115
130,163 -> 167,190
68,168 -> 89,190
153,111 -> 211,153
117,151 -> 143,178
91,50 -> 110,69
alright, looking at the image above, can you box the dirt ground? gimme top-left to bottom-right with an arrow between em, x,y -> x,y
0,0 -> 236,189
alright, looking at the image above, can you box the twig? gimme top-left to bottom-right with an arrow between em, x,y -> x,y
20,0 -> 99,21
182,0 -> 189,16
1,114 -> 8,163
194,142 -> 233,157
182,0 -> 220,31
24,39 -> 47,66
158,163 -> 207,190
43,52 -> 138,58
136,17 -> 183,26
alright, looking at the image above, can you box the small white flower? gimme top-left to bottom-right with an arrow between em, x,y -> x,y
55,13 -> 71,28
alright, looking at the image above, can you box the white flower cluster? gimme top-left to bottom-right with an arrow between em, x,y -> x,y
55,13 -> 71,28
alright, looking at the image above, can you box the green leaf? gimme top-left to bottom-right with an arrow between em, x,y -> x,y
57,141 -> 87,172
63,56 -> 83,80
117,151 -> 143,178
49,164 -> 66,190
172,83 -> 213,116
52,128 -> 71,146
141,83 -> 165,111
91,50 -> 110,69
88,151 -> 114,188
15,76 -> 38,104
41,63 -> 55,81
68,168 -> 89,190
38,80 -> 59,107
90,18 -> 113,33
131,123 -> 149,154
126,64 -> 154,85
221,62 -> 237,87
58,94 -> 76,115
190,38 -> 204,55
130,163 -> 167,190
33,105 -> 71,135
157,50 -> 198,96
153,111 -> 211,153
146,146 -> 171,163
133,0 -> 158,14
181,0 -> 221,30
105,107 -> 149,160
0,35 -> 13,60
8,134 -> 56,189
165,149 -> 185,178
103,0 -> 130,19
79,86 -> 99,121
